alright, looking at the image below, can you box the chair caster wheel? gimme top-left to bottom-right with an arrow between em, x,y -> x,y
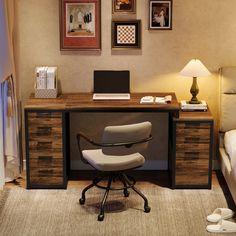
144,205 -> 151,213
124,190 -> 130,197
98,214 -> 104,221
79,198 -> 85,205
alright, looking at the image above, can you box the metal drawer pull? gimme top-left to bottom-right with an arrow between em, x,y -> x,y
37,127 -> 52,135
184,152 -> 200,160
36,113 -> 52,118
184,137 -> 200,143
38,169 -> 54,174
38,156 -> 53,161
37,141 -> 52,149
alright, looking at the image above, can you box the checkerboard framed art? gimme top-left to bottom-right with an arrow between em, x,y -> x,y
111,20 -> 141,49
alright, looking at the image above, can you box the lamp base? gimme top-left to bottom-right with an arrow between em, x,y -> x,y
188,99 -> 201,104
189,77 -> 200,104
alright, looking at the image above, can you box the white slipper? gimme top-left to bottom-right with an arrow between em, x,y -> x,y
207,208 -> 234,223
206,219 -> 236,233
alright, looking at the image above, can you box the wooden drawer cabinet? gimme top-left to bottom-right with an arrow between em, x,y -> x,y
172,110 -> 213,188
25,111 -> 67,189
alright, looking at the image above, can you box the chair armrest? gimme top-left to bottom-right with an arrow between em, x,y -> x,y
77,132 -> 102,147
77,132 -> 152,164
103,135 -> 153,148
77,132 -> 152,148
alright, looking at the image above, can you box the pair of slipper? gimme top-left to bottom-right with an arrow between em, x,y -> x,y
206,208 -> 235,233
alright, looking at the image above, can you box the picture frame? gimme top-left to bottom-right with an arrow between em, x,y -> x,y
112,0 -> 136,14
149,0 -> 172,30
111,20 -> 141,49
59,0 -> 101,50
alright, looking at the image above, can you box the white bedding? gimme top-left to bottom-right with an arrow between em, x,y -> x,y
224,129 -> 236,180
219,67 -> 236,204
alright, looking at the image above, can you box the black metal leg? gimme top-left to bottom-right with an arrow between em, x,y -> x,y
79,176 -> 103,205
98,176 -> 113,221
118,173 -> 130,197
122,173 -> 151,213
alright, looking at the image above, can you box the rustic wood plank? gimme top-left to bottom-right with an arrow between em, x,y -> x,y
25,92 -> 180,112
172,110 -> 213,188
26,111 -> 65,187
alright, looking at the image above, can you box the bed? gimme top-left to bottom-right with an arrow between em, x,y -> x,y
219,67 -> 236,203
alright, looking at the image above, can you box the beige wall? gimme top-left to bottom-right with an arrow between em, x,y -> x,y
15,0 -> 236,166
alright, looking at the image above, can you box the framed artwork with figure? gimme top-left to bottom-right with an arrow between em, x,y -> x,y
59,0 -> 101,50
112,0 -> 136,14
149,0 -> 172,30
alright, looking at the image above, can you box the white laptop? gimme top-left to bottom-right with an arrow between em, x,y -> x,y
93,70 -> 130,100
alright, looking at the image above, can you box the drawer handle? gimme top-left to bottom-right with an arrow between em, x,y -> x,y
37,127 -> 52,135
184,137 -> 200,143
37,141 -> 52,149
38,156 -> 53,161
38,169 -> 54,175
184,152 -> 199,160
184,123 -> 201,128
36,113 -> 52,118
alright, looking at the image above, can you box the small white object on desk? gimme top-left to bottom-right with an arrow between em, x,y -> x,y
155,95 -> 172,104
140,95 -> 172,104
181,100 -> 207,111
140,96 -> 155,104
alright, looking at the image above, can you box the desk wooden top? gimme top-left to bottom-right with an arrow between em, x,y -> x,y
24,92 -> 179,113
174,109 -> 213,121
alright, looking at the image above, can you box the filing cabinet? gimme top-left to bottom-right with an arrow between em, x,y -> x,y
25,111 -> 67,189
171,110 -> 214,189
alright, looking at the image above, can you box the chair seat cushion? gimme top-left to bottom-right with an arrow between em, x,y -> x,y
82,149 -> 145,171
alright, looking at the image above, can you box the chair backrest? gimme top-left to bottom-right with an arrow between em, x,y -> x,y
102,121 -> 152,155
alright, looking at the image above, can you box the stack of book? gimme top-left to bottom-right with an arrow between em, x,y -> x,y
180,100 -> 207,111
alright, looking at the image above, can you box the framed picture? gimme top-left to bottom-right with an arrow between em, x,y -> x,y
112,20 -> 141,49
149,0 -> 172,30
112,0 -> 136,14
59,0 -> 101,50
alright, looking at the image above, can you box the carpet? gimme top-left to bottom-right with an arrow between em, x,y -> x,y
0,183 -> 233,236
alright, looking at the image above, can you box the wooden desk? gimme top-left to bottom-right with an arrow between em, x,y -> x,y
24,92 -> 180,189
25,92 -> 179,111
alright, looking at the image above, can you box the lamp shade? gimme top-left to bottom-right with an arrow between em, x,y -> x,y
180,59 -> 211,77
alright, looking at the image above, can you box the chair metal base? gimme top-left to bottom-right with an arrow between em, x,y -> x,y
79,172 -> 151,221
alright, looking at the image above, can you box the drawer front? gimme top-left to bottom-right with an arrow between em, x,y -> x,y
26,111 -> 65,188
30,168 -> 64,186
29,155 -> 63,168
28,139 -> 62,153
28,112 -> 62,121
174,122 -> 211,186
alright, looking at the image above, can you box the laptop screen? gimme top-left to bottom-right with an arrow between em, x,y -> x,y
93,70 -> 130,93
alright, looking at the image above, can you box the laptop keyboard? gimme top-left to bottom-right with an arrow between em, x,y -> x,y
93,93 -> 130,100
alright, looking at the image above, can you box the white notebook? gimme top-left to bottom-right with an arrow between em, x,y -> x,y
140,95 -> 172,104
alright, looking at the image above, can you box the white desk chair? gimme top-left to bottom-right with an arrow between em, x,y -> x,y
76,121 -> 152,221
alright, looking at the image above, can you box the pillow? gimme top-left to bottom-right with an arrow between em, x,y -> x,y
224,130 -> 236,167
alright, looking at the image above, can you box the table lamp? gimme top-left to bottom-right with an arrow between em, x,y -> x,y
180,59 -> 211,104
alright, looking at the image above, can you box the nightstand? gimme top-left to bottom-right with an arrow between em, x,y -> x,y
171,110 -> 214,189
